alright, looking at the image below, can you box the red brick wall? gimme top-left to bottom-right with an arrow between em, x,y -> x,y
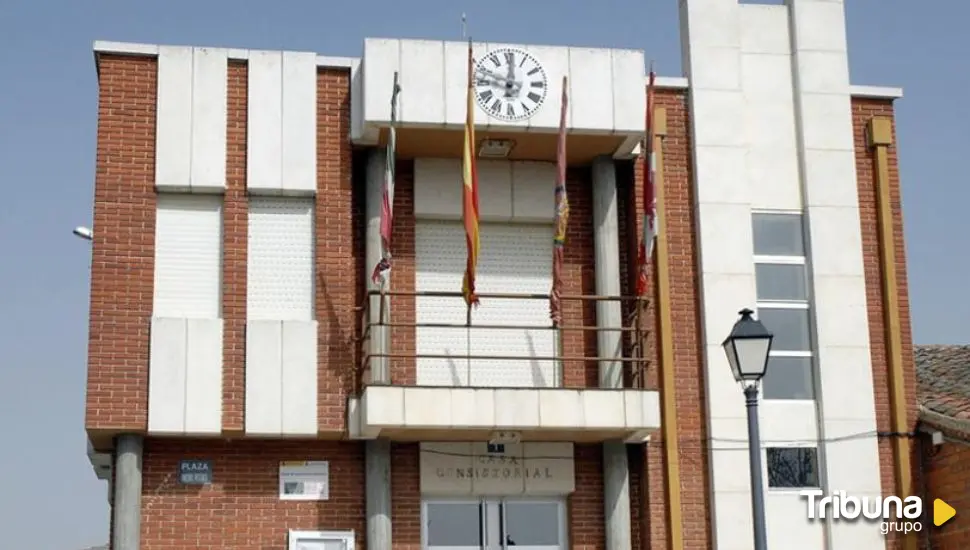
86,57 -> 357,439
140,440 -> 365,548
630,89 -> 711,550
139,441 -> 631,549
221,61 -> 247,433
314,67 -> 357,432
85,55 -> 157,437
852,98 -> 919,550
921,433 -> 970,549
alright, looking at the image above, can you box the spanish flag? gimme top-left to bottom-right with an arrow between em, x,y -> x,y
461,38 -> 481,307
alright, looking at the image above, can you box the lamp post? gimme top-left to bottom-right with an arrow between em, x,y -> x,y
722,308 -> 774,550
73,226 -> 93,241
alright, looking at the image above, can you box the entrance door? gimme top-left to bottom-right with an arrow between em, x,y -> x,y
423,498 -> 566,550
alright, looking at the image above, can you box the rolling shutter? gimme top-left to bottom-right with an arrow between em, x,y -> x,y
153,194 -> 223,318
247,197 -> 315,320
415,220 -> 556,387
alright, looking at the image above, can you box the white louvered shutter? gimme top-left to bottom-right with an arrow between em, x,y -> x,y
153,194 -> 223,318
247,197 -> 315,320
415,220 -> 556,387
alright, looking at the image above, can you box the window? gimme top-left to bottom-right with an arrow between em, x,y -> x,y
766,447 -> 820,489
247,196 -> 315,320
424,501 -> 483,547
423,498 -> 565,550
153,194 -> 223,318
752,213 -> 815,400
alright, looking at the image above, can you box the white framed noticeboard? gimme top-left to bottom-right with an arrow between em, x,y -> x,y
279,461 -> 330,501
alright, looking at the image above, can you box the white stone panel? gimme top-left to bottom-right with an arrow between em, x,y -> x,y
281,51 -> 318,195
399,40 -> 446,125
183,318 -> 223,435
281,320 -> 319,436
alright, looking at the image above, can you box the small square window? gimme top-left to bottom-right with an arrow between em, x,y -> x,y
757,307 -> 812,352
767,447 -> 820,488
762,356 -> 815,400
753,213 -> 805,257
755,263 -> 808,302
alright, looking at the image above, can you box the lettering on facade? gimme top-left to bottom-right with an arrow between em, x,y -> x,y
435,455 -> 554,480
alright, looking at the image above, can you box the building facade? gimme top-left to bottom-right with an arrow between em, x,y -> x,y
82,1 -> 921,549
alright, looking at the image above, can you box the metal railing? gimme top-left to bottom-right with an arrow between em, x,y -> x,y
354,289 -> 653,393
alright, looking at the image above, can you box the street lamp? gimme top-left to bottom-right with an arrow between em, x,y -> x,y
73,226 -> 93,241
722,308 -> 773,550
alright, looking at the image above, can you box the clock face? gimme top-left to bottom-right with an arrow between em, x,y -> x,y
473,47 -> 548,122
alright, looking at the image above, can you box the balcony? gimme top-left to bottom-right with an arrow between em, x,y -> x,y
347,290 -> 662,443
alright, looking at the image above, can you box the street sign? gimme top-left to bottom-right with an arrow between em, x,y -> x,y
178,459 -> 213,485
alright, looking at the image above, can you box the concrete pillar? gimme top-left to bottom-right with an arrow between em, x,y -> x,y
604,442 -> 632,550
591,157 -> 624,388
111,434 -> 143,550
365,147 -> 394,550
365,149 -> 391,385
366,439 -> 393,550
591,156 -> 632,550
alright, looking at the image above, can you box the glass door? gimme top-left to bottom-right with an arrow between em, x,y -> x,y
500,499 -> 565,550
423,498 -> 565,550
423,500 -> 485,550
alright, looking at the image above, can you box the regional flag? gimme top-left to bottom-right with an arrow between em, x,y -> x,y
637,66 -> 657,296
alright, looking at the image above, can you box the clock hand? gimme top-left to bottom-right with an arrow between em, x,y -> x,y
476,66 -> 509,84
504,60 -> 517,97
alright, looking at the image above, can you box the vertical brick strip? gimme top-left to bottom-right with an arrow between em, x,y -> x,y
85,55 -> 158,437
391,443 -> 421,549
560,167 -> 599,388
852,98 -> 918,550
316,68 -> 355,431
390,160 -> 416,385
222,61 -> 248,433
634,89 -> 712,550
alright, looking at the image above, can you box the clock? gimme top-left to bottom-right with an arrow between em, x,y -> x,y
473,47 -> 548,122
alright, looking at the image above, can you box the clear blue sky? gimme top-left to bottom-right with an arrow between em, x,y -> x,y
0,1 -> 964,548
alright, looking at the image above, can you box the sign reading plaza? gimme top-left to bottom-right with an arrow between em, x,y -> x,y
801,490 -> 957,535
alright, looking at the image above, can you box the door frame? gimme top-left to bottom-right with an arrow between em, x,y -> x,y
288,529 -> 356,550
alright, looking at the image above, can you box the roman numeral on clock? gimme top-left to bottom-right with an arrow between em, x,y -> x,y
506,103 -> 515,117
479,89 -> 494,103
490,98 -> 502,113
527,92 -> 541,104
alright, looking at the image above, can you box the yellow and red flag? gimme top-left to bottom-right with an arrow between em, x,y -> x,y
461,38 -> 481,307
